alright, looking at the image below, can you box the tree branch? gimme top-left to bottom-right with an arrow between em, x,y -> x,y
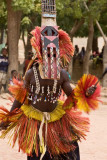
70,18 -> 84,37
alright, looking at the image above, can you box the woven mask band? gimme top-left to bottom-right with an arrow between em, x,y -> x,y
41,0 -> 60,80
29,0 -> 74,79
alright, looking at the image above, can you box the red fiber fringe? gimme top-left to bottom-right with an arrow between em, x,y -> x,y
30,27 -> 74,66
8,78 -> 27,104
0,106 -> 89,156
74,74 -> 101,113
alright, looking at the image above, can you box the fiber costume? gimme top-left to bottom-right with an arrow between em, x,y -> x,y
0,74 -> 101,159
0,1 -> 101,160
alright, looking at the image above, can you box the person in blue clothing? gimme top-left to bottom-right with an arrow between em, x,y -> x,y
0,48 -> 9,93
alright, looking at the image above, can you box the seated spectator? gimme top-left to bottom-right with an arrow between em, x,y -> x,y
92,47 -> 102,68
92,47 -> 100,58
9,70 -> 18,85
0,48 -> 9,93
23,51 -> 33,74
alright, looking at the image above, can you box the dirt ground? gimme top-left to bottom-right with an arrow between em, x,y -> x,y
0,90 -> 107,160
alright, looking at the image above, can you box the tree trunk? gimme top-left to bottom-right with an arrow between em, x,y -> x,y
83,1 -> 107,85
69,19 -> 84,78
92,36 -> 98,52
70,18 -> 84,37
83,18 -> 94,74
6,0 -> 22,78
22,29 -> 32,59
103,43 -> 107,87
22,30 -> 26,52
25,31 -> 32,58
0,29 -> 5,44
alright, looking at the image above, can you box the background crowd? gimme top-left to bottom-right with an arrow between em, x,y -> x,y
73,45 -> 104,67
0,46 -> 33,93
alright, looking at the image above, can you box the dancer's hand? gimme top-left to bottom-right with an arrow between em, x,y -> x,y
0,121 -> 9,131
86,85 -> 97,97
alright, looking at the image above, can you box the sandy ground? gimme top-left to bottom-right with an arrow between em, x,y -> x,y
0,90 -> 107,160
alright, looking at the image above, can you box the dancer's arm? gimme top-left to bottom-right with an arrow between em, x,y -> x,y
61,69 -> 73,96
61,69 -> 96,97
0,71 -> 31,130
10,70 -> 31,112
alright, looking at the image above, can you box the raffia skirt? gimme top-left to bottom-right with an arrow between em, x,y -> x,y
0,100 -> 89,158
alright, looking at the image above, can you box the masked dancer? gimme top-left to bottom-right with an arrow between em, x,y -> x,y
0,1 -> 101,160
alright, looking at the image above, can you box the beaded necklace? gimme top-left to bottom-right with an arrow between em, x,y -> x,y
27,65 -> 62,104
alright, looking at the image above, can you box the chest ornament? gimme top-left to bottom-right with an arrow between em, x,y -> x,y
27,66 -> 62,104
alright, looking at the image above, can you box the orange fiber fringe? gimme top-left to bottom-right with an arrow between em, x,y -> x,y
74,74 -> 101,113
63,74 -> 101,113
0,106 -> 89,157
8,78 -> 27,104
58,29 -> 74,63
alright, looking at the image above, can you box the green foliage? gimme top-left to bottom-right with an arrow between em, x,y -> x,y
0,1 -> 7,29
99,6 -> 107,35
0,0 -> 107,37
21,16 -> 32,29
86,0 -> 106,20
12,0 -> 36,13
56,0 -> 107,36
34,0 -> 41,13
56,0 -> 83,19
75,21 -> 89,37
